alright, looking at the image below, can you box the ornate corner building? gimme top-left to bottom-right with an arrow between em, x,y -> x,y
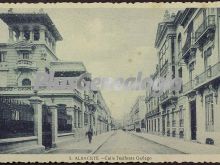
145,8 -> 220,146
0,11 -> 114,153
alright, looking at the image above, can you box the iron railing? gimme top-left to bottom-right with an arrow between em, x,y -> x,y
182,36 -> 193,57
195,15 -> 215,42
183,61 -> 220,94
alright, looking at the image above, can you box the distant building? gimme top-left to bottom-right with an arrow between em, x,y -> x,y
127,96 -> 146,132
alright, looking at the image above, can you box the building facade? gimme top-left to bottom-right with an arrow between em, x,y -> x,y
126,96 -> 146,132
145,8 -> 220,147
0,10 -> 113,153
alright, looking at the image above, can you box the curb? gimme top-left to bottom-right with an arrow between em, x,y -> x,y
129,132 -> 186,154
91,131 -> 116,154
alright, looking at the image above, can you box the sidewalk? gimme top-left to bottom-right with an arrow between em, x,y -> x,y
131,131 -> 220,154
47,131 -> 115,154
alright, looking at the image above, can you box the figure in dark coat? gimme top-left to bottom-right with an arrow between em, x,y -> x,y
86,127 -> 93,144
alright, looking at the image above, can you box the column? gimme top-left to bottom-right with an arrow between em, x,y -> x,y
164,115 -> 167,136
184,99 -> 191,140
8,27 -> 13,42
40,27 -> 45,42
19,29 -> 24,40
78,109 -> 80,128
29,96 -> 43,146
160,114 -> 163,135
29,27 -> 34,41
75,108 -> 78,128
176,110 -> 180,138
81,102 -> 85,128
48,104 -> 58,148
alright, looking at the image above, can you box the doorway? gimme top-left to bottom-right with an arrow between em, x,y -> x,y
190,100 -> 197,140
42,105 -> 52,149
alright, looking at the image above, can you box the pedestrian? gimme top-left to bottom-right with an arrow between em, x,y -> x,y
86,127 -> 93,144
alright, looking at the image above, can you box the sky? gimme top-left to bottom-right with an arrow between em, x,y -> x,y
0,7 -> 178,120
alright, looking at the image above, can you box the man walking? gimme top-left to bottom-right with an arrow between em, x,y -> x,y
86,127 -> 93,144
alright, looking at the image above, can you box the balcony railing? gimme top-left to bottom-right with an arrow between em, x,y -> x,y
146,107 -> 160,118
182,80 -> 195,94
17,60 -> 36,70
182,36 -> 194,58
183,62 -> 220,94
160,90 -> 177,105
0,86 -> 33,92
195,15 -> 215,43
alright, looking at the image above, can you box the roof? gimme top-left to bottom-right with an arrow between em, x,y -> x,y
0,13 -> 63,41
50,61 -> 86,72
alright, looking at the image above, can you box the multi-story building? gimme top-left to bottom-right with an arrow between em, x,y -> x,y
0,10 -> 112,153
145,8 -> 220,147
128,96 -> 146,132
145,66 -> 160,135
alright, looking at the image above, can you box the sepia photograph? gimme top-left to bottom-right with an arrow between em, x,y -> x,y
0,3 -> 220,163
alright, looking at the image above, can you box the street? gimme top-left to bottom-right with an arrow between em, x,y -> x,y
94,130 -> 183,154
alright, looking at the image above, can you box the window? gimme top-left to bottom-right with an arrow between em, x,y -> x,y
57,105 -> 72,133
22,79 -> 31,86
23,30 -> 30,40
0,52 -> 6,62
205,94 -> 214,132
33,29 -> 40,41
178,33 -> 182,55
204,47 -> 212,70
159,41 -> 169,69
189,62 -> 195,81
22,52 -> 29,60
172,108 -> 175,121
179,106 -> 184,120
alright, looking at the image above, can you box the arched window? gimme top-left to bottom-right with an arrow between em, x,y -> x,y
22,79 -> 31,86
178,33 -> 182,55
33,28 -> 40,41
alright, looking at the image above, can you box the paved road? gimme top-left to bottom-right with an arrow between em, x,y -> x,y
95,130 -> 183,154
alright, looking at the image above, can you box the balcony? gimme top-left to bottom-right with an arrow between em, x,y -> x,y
145,107 -> 160,118
160,90 -> 178,107
182,80 -> 195,94
195,15 -> 215,46
183,61 -> 220,94
182,37 -> 196,62
17,60 -> 36,70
